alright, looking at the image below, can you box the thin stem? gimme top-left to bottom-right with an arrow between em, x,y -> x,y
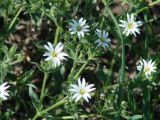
8,7 -> 23,31
143,86 -> 151,120
32,114 -> 39,120
10,57 -> 24,65
41,97 -> 67,114
107,7 -> 125,110
136,0 -> 160,14
144,15 -> 150,57
146,15 -> 160,24
40,73 -> 48,105
73,61 -> 88,80
149,0 -> 160,6
107,8 -> 125,83
0,65 -> 3,83
67,61 -> 77,83
39,8 -> 58,26
51,114 -> 103,119
104,84 -> 119,91
3,0 -> 10,29
33,97 -> 67,120
120,39 -> 125,83
105,52 -> 117,86
54,26 -> 61,45
67,44 -> 79,83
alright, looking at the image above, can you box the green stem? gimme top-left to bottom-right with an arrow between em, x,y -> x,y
104,84 -> 119,91
144,15 -> 150,57
73,61 -> 88,80
149,0 -> 160,6
40,8 -> 58,26
105,52 -> 117,86
143,86 -> 150,120
0,65 -> 3,83
136,0 -> 160,14
3,0 -> 10,29
33,97 -> 67,120
67,44 -> 80,83
68,61 -> 77,83
120,39 -> 125,83
8,7 -> 23,31
40,73 -> 48,105
107,8 -> 125,83
107,7 -> 125,110
51,114 -> 102,119
54,26 -> 61,45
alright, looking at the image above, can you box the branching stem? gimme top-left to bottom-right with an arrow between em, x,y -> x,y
74,60 -> 88,80
136,0 -> 160,14
33,97 -> 67,120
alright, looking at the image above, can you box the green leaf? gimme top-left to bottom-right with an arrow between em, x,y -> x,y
129,115 -> 143,120
28,84 -> 40,111
17,70 -> 35,85
80,38 -> 88,44
31,61 -> 58,73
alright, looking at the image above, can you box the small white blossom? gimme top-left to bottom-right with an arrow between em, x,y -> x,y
69,78 -> 96,102
95,29 -> 111,48
119,13 -> 143,37
69,18 -> 89,39
43,42 -> 68,67
0,82 -> 9,100
137,59 -> 156,78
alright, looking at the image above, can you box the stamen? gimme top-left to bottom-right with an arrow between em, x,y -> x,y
144,66 -> 150,73
51,51 -> 57,58
80,89 -> 85,95
128,23 -> 134,29
76,25 -> 82,31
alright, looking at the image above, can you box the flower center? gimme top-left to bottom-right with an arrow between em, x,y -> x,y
76,25 -> 82,31
80,89 -> 85,95
100,37 -> 106,42
51,51 -> 57,58
144,66 -> 150,73
128,23 -> 134,29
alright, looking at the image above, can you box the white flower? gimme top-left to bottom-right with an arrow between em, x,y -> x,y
95,29 -> 111,48
119,13 -> 143,37
69,18 -> 89,39
0,82 -> 10,100
69,78 -> 96,102
43,42 -> 68,67
137,59 -> 156,78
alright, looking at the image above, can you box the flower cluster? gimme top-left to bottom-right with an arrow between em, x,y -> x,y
41,15 -> 156,103
118,14 -> 156,77
69,18 -> 111,49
